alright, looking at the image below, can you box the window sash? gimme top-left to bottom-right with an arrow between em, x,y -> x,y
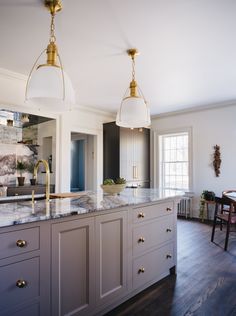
160,132 -> 189,190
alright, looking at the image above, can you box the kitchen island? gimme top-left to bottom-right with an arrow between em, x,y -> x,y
0,188 -> 183,316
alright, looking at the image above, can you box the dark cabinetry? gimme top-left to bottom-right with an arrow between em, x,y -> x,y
103,122 -> 150,187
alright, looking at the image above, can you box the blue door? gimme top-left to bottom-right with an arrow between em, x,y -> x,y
71,139 -> 85,191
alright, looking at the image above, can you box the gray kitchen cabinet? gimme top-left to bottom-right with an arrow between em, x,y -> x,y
131,200 -> 177,292
0,222 -> 50,316
95,210 -> 128,307
51,217 -> 95,316
0,197 -> 178,316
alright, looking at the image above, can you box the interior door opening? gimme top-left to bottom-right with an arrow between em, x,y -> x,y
70,132 -> 95,192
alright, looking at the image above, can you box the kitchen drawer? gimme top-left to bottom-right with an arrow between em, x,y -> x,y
2,303 -> 39,316
0,257 -> 39,311
0,227 -> 40,260
132,201 -> 174,223
133,215 -> 174,256
133,242 -> 174,290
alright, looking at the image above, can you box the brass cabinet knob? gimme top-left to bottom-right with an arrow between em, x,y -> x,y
166,254 -> 172,259
16,279 -> 27,288
166,207 -> 172,212
138,267 -> 145,273
16,240 -> 27,248
138,237 -> 145,243
138,212 -> 145,218
166,228 -> 172,233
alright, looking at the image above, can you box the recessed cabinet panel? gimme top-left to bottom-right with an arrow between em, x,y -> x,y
133,242 -> 174,290
51,218 -> 95,316
132,201 -> 174,224
95,211 -> 127,306
0,257 -> 39,312
133,215 -> 174,256
0,227 -> 40,259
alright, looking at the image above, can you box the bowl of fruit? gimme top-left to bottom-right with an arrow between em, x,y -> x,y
101,178 -> 126,195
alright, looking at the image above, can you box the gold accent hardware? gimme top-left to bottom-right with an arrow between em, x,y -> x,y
133,166 -> 138,179
166,254 -> 172,259
16,240 -> 27,248
127,48 -> 139,59
44,0 -> 62,15
33,159 -> 50,202
166,228 -> 172,233
16,279 -> 27,288
138,267 -> 145,273
138,212 -> 145,218
166,207 -> 172,212
138,237 -> 145,243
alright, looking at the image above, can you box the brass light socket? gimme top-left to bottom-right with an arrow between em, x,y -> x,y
46,42 -> 59,66
130,80 -> 138,97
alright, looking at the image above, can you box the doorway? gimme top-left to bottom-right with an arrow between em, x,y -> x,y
70,132 -> 95,192
71,139 -> 85,191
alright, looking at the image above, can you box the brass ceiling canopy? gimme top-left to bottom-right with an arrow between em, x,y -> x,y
44,0 -> 62,15
127,48 -> 140,60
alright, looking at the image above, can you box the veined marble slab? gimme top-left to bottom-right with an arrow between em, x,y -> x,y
0,188 -> 184,228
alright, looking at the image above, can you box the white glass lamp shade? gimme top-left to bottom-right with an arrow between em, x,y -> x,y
116,96 -> 151,128
26,65 -> 75,110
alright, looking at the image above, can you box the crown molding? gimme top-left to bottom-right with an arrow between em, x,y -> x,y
72,104 -> 115,119
0,68 -> 27,81
151,100 -> 236,120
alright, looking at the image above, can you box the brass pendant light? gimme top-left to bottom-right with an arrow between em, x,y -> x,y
25,0 -> 75,109
116,49 -> 151,128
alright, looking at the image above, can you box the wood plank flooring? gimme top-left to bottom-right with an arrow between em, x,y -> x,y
105,219 -> 236,316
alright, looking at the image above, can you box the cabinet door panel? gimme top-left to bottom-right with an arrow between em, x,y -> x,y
133,215 -> 174,256
95,211 -> 127,306
51,218 -> 95,316
0,227 -> 39,259
133,242 -> 174,290
0,257 -> 39,312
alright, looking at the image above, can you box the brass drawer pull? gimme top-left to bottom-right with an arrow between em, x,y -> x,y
166,207 -> 172,212
138,212 -> 145,218
138,237 -> 145,243
166,228 -> 172,233
166,254 -> 172,259
138,267 -> 145,273
16,279 -> 27,288
16,240 -> 27,248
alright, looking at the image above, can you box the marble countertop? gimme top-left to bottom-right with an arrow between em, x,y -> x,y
0,188 -> 184,228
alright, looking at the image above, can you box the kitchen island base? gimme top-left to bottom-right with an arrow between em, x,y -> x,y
0,189 -> 180,316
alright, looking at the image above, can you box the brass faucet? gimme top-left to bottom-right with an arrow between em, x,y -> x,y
33,159 -> 50,202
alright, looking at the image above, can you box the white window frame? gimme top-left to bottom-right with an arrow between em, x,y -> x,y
152,127 -> 193,190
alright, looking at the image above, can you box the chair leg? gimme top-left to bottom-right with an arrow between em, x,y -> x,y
224,222 -> 230,251
211,217 -> 217,242
220,219 -> 223,230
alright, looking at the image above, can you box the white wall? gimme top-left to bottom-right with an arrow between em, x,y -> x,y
151,104 -> 236,217
0,68 -> 114,192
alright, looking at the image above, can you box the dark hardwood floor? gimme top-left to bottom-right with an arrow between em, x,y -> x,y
105,219 -> 236,316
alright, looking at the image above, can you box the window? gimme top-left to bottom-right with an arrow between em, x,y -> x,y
159,132 -> 189,190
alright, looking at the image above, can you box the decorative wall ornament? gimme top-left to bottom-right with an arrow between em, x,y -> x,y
213,144 -> 221,177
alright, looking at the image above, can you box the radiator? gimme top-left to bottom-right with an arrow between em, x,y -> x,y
177,197 -> 193,218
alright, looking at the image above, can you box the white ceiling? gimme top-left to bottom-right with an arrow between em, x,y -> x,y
1,0 -> 236,115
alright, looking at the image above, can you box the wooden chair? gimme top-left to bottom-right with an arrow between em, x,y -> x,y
211,196 -> 236,251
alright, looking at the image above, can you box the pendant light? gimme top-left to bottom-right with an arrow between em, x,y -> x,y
25,0 -> 75,109
116,49 -> 150,128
